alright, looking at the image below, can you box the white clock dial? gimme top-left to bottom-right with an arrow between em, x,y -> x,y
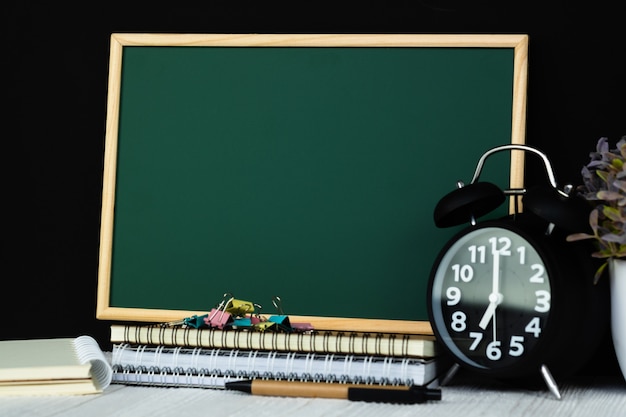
430,226 -> 551,370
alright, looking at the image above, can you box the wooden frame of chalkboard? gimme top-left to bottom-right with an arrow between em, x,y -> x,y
97,33 -> 528,334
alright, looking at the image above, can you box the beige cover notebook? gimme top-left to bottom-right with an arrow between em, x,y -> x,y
110,324 -> 437,358
0,336 -> 112,396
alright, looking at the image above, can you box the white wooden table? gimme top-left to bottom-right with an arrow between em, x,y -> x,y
1,372 -> 624,417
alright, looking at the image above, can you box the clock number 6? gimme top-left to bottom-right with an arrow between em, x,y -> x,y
486,341 -> 502,360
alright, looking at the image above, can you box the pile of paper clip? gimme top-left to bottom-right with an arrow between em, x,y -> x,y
166,293 -> 313,333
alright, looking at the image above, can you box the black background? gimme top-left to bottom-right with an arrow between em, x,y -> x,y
4,2 -> 624,377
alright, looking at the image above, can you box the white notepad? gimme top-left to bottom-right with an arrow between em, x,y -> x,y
0,336 -> 112,396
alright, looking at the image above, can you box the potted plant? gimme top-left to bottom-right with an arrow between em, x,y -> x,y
566,136 -> 626,381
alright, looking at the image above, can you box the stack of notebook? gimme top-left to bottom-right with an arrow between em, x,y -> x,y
109,323 -> 442,389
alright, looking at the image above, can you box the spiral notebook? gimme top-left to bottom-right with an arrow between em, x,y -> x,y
111,343 -> 440,389
110,324 -> 437,358
0,336 -> 113,396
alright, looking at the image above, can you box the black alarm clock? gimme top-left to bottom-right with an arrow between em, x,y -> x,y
427,144 -> 609,398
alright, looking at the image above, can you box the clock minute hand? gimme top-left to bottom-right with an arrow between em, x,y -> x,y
491,247 -> 500,296
478,249 -> 502,330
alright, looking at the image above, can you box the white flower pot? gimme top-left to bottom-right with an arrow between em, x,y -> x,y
609,258 -> 626,381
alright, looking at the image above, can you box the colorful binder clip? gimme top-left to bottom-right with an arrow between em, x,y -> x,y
253,321 -> 277,332
231,317 -> 253,329
268,315 -> 293,332
203,294 -> 235,329
290,322 -> 315,332
225,298 -> 256,317
183,314 -> 210,329
165,314 -> 209,329
204,307 -> 232,329
270,296 -> 313,332
165,293 -> 312,332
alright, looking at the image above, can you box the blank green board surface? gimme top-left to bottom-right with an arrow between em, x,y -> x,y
98,34 -> 528,334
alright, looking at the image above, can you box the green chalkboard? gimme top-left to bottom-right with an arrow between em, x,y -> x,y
97,34 -> 528,334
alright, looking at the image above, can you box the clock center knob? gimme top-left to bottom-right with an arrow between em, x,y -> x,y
488,293 -> 503,304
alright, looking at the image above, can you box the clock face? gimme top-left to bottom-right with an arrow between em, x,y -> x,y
429,225 -> 552,373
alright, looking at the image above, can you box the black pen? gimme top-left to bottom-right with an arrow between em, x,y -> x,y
225,379 -> 442,404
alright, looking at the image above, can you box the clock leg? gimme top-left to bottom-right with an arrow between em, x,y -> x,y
439,363 -> 461,386
540,364 -> 562,400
